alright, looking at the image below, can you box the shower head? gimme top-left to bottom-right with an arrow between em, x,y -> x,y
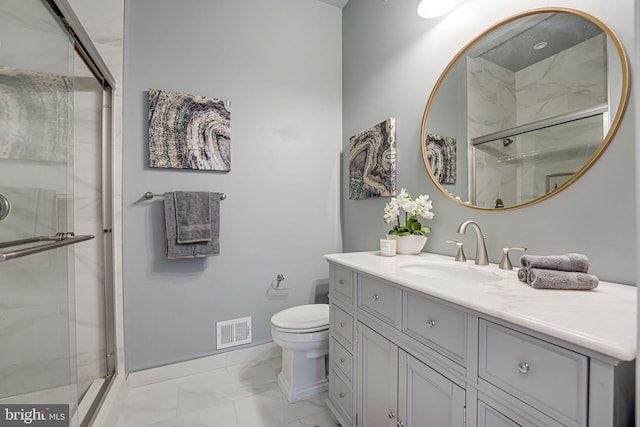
502,137 -> 514,147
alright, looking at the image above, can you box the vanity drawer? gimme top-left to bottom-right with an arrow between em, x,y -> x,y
477,396 -> 565,427
330,264 -> 354,304
330,338 -> 353,382
477,400 -> 520,427
330,369 -> 353,424
358,274 -> 402,328
331,304 -> 354,349
404,291 -> 467,365
479,320 -> 587,425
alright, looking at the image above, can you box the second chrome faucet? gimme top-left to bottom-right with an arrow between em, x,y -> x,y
456,220 -> 489,265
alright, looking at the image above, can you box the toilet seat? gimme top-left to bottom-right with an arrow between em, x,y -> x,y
271,304 -> 329,333
272,324 -> 329,334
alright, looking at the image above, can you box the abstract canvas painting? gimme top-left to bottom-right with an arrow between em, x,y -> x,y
0,68 -> 72,162
349,118 -> 397,200
148,89 -> 231,171
425,134 -> 456,184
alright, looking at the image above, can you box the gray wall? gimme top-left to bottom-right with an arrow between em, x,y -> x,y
635,0 -> 640,417
342,0 -> 637,285
123,0 -> 342,371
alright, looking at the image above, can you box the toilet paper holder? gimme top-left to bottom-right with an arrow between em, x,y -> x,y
271,274 -> 291,291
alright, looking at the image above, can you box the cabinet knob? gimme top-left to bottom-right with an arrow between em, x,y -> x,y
339,321 -> 345,327
427,319 -> 436,327
518,362 -> 530,375
397,422 -> 405,427
388,411 -> 396,419
373,294 -> 380,301
338,279 -> 345,284
339,392 -> 345,398
339,358 -> 345,364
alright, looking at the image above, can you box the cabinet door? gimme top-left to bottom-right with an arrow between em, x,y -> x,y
398,350 -> 465,427
477,400 -> 520,427
357,323 -> 398,427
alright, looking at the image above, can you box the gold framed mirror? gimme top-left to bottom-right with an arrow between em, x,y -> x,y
420,7 -> 630,210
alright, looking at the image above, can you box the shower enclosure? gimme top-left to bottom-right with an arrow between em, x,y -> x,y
0,0 -> 115,425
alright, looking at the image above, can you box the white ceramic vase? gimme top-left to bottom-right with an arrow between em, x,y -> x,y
387,234 -> 428,255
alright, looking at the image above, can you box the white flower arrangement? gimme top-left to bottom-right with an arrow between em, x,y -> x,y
384,188 -> 434,236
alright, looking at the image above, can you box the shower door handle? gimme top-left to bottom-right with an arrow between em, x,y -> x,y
0,232 -> 94,263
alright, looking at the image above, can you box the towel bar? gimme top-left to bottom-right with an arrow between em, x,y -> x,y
144,192 -> 226,200
0,232 -> 95,263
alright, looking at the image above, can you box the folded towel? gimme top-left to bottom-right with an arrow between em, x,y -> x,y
174,191 -> 211,243
164,192 -> 220,259
520,253 -> 590,273
517,267 -> 528,282
526,268 -> 599,290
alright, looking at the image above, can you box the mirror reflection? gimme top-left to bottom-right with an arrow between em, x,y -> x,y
421,8 -> 629,209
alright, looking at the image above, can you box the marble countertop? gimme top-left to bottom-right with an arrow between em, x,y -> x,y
325,251 -> 637,361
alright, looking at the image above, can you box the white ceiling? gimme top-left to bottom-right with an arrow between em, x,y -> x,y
317,0 -> 349,8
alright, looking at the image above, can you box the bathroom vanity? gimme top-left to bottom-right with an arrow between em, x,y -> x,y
325,251 -> 636,427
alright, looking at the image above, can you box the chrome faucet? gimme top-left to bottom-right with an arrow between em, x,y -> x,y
456,220 -> 489,265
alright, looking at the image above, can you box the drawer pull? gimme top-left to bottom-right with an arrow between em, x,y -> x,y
339,392 -> 345,398
426,319 -> 436,327
373,294 -> 380,301
518,362 -> 530,375
388,411 -> 396,419
338,279 -> 345,284
339,321 -> 345,327
339,358 -> 345,364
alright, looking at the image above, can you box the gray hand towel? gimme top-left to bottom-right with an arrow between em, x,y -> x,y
526,268 -> 599,290
517,267 -> 528,282
520,253 -> 590,273
164,192 -> 220,259
174,191 -> 211,243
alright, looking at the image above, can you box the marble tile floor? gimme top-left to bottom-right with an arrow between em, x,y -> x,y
111,356 -> 339,427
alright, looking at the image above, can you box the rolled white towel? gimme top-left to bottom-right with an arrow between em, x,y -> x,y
526,268 -> 599,290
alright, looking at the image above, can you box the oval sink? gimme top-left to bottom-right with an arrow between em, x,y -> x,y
399,261 -> 503,284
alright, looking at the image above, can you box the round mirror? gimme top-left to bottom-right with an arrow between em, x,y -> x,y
421,7 -> 630,210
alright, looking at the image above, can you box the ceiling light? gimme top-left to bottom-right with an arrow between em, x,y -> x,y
533,41 -> 548,50
417,0 -> 458,19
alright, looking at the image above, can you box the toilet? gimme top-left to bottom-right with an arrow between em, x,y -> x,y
271,304 -> 330,403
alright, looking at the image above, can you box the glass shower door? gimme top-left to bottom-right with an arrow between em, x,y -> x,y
0,0 -> 79,424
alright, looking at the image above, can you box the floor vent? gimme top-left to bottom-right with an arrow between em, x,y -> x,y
216,317 -> 252,349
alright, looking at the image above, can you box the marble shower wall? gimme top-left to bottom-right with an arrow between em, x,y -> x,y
515,34 -> 606,124
466,56 -> 516,140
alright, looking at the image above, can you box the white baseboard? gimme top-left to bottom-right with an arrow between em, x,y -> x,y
126,341 -> 281,388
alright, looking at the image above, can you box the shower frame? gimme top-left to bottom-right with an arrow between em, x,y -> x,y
44,0 -> 117,425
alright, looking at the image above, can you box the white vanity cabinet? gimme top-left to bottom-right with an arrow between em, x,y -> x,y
326,253 -> 636,427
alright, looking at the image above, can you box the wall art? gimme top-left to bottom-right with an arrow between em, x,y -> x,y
425,133 -> 456,184
148,88 -> 231,171
348,118 -> 397,200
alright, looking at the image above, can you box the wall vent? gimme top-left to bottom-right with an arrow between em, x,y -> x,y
216,317 -> 252,349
